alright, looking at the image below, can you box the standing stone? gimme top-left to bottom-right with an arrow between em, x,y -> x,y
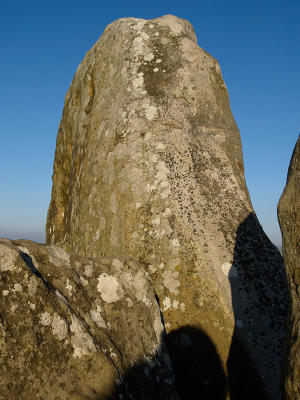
46,15 -> 288,398
0,238 -> 177,399
278,136 -> 300,400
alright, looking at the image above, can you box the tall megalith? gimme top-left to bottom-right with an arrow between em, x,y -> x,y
47,15 -> 288,398
278,136 -> 300,400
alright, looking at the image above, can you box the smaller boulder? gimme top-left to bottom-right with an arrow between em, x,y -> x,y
0,238 -> 177,399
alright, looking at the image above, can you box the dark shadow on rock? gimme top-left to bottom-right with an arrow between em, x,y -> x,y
227,334 -> 270,399
166,326 -> 227,400
107,335 -> 177,399
107,213 -> 289,400
227,213 -> 289,400
108,326 -> 226,400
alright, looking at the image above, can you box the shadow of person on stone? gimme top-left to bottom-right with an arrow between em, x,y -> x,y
165,326 -> 227,400
227,212 -> 289,400
108,325 -> 227,400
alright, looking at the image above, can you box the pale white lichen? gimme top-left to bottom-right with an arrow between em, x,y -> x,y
162,270 -> 180,294
132,31 -> 149,55
90,305 -> 107,328
173,300 -> 179,309
80,276 -> 88,286
121,270 -> 152,306
162,297 -> 172,311
144,53 -> 154,61
132,76 -> 144,89
66,279 -> 73,296
144,105 -> 157,121
70,315 -> 96,357
0,244 -> 17,272
51,314 -> 68,340
97,273 -> 123,303
84,264 -> 93,277
40,311 -> 52,326
13,284 -> 23,292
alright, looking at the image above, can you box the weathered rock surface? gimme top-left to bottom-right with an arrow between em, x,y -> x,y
278,136 -> 300,400
0,238 -> 177,399
46,15 -> 288,398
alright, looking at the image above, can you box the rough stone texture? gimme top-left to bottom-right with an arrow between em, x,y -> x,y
278,136 -> 300,400
46,15 -> 288,398
0,238 -> 177,400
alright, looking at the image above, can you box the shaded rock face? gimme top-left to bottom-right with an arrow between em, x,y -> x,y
0,239 -> 177,400
278,136 -> 300,400
46,15 -> 288,398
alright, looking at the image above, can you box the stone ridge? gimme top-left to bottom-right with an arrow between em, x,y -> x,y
0,238 -> 178,399
278,135 -> 300,400
46,15 -> 288,399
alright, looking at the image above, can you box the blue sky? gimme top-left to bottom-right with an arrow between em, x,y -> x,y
0,0 -> 299,246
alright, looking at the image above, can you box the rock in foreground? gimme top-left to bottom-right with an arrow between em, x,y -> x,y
0,239 -> 177,399
46,15 -> 288,399
278,136 -> 300,400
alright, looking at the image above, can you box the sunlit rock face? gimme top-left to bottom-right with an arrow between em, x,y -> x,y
46,15 -> 288,398
278,136 -> 300,400
0,238 -> 177,400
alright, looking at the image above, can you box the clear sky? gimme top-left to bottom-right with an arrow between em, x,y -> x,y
0,0 -> 299,246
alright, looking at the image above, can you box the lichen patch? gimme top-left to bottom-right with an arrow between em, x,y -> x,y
162,270 -> 180,294
84,264 -> 93,277
0,245 -> 17,272
97,273 -> 123,303
40,311 -> 52,326
162,297 -> 172,311
70,315 -> 96,358
13,283 -> 23,292
51,314 -> 68,341
90,305 -> 107,328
